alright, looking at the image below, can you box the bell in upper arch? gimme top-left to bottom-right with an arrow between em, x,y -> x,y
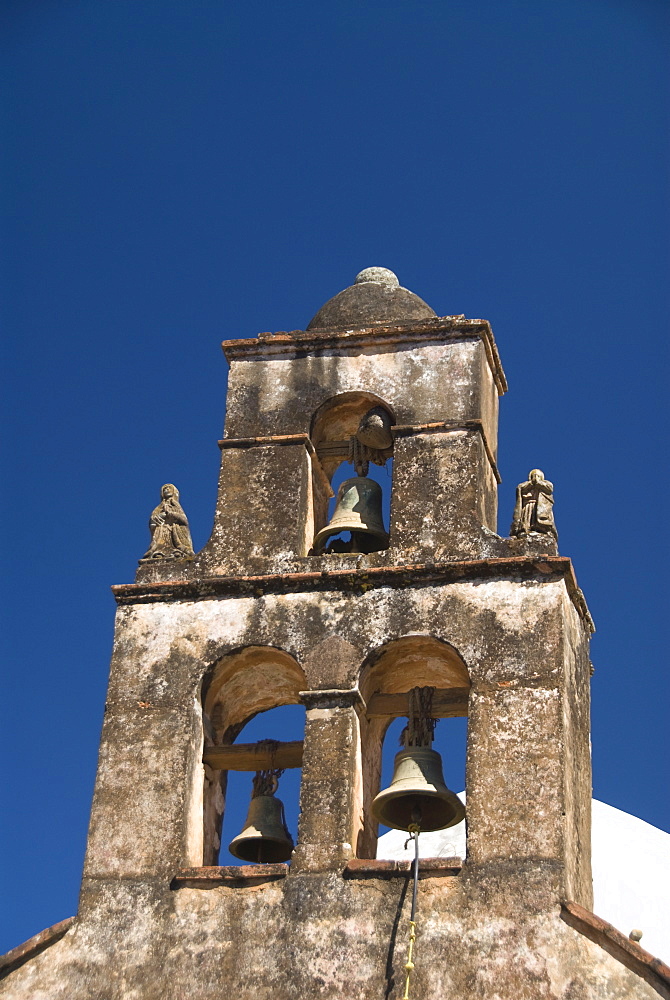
371,747 -> 465,832
228,789 -> 294,863
313,476 -> 389,554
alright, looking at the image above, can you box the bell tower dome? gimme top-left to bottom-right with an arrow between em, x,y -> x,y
307,266 -> 437,329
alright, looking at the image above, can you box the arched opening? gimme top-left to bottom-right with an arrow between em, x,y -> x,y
202,646 -> 307,865
214,704 -> 305,865
356,635 -> 470,860
375,715 -> 468,862
309,392 -> 394,555
314,458 -> 393,554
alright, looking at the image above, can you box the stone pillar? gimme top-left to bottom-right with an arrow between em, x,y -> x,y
83,706 -> 196,873
464,596 -> 593,909
391,429 -> 499,558
200,438 -> 319,574
80,628 -> 205,897
291,688 -> 363,872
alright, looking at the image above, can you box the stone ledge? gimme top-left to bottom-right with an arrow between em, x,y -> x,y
0,916 -> 75,980
344,858 -> 462,879
214,420 -> 501,483
172,864 -> 288,888
171,860 -> 463,888
561,900 -> 670,998
221,316 -> 507,395
115,554 -> 589,621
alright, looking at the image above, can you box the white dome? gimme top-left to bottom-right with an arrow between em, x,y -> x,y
376,796 -> 670,960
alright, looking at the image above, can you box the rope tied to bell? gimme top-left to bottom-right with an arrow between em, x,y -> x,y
251,740 -> 285,797
400,685 -> 436,749
348,435 -> 386,477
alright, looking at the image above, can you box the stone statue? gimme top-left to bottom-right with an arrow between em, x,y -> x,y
511,469 -> 557,539
142,484 -> 194,559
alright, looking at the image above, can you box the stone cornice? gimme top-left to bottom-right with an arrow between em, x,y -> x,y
561,901 -> 670,997
216,420 -> 501,485
221,316 -> 508,395
112,555 -> 592,628
0,917 -> 75,980
171,858 -> 463,887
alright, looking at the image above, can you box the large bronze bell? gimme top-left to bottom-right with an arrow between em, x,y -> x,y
228,794 -> 294,863
372,747 -> 465,832
313,476 -> 389,553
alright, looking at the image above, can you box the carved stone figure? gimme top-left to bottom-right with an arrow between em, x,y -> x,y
511,469 -> 557,539
142,484 -> 194,559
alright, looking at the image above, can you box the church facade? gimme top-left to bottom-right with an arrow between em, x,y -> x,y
2,268 -> 667,999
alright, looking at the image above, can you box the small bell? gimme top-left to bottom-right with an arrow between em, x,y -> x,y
313,476 -> 389,553
228,770 -> 294,863
372,747 -> 465,832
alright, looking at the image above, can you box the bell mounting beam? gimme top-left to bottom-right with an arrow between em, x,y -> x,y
315,440 -> 393,461
366,687 -> 469,720
203,740 -> 304,771
202,689 -> 468,770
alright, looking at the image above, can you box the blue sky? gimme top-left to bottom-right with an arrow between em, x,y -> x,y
1,0 -> 668,954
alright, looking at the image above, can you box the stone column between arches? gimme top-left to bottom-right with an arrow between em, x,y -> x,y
291,688 -> 363,873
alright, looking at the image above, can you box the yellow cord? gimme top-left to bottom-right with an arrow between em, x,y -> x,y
402,920 -> 417,1000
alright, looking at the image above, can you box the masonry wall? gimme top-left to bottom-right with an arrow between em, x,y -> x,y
192,327 -> 503,576
4,570 -> 650,1000
4,315 -> 658,999
222,336 -> 498,441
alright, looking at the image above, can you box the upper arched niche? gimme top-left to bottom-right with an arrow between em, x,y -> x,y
359,635 -> 470,704
310,391 -> 395,482
204,646 -> 307,738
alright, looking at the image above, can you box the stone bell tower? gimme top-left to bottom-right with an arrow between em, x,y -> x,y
2,267 -> 665,999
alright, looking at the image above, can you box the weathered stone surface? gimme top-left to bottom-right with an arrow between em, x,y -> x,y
561,902 -> 670,998
3,573 -> 635,998
2,877 -> 662,998
3,290 -> 658,999
134,316 -> 513,583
